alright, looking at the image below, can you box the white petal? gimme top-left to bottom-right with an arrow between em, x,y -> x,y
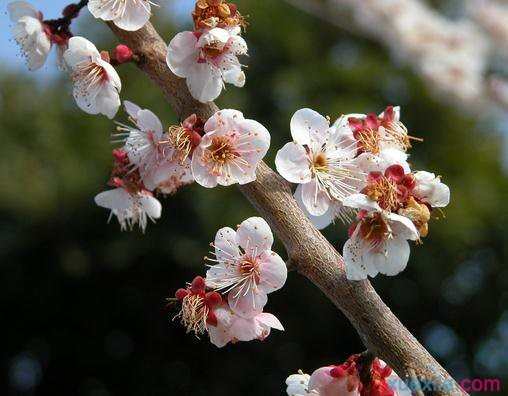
375,237 -> 411,276
258,251 -> 287,294
290,108 -> 329,146
204,109 -> 244,133
166,31 -> 198,78
191,145 -> 218,188
236,217 -> 274,254
295,184 -> 336,230
387,212 -> 419,241
88,0 -> 119,21
275,142 -> 312,184
64,36 -> 99,68
197,27 -> 230,47
187,62 -> 223,103
214,227 -> 240,264
342,193 -> 381,212
343,233 -> 379,281
94,188 -> 132,211
228,34 -> 248,55
222,65 -> 245,87
136,109 -> 163,136
138,194 -> 162,220
95,83 -> 121,119
256,313 -> 284,331
113,0 -> 151,31
300,179 -> 331,216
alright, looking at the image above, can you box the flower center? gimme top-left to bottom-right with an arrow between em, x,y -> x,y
166,125 -> 194,163
178,294 -> 209,336
355,128 -> 381,154
359,213 -> 389,246
363,175 -> 401,212
312,152 -> 328,172
239,257 -> 261,284
207,135 -> 238,166
202,42 -> 227,58
72,60 -> 109,88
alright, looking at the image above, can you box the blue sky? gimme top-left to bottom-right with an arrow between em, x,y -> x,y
0,0 -> 195,75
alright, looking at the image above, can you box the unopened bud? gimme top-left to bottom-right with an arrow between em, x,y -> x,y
113,44 -> 134,64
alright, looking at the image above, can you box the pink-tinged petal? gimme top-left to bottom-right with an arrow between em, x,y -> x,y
166,31 -> 198,78
387,213 -> 419,241
136,109 -> 163,137
236,217 -> 274,254
375,237 -> 410,276
204,109 -> 244,133
187,62 -> 223,103
342,193 -> 381,212
8,1 -> 39,21
214,227 -> 240,264
113,0 -> 151,31
308,367 -> 335,391
143,159 -> 193,193
191,146 -> 218,188
258,251 -> 287,294
256,313 -> 284,331
275,142 -> 312,184
379,106 -> 401,122
290,108 -> 329,146
208,305 -> 234,348
300,178 -> 331,216
229,316 -> 262,342
228,287 -> 267,318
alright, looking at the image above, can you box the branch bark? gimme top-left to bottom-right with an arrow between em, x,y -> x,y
107,21 -> 466,395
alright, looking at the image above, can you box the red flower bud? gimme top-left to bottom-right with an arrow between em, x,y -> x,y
113,44 -> 134,64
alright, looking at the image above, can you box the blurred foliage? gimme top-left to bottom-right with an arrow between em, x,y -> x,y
1,1 -> 508,395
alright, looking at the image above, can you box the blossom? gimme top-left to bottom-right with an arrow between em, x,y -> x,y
166,27 -> 247,103
191,109 -> 270,188
276,108 -> 364,228
94,187 -> 162,232
173,276 -> 283,348
205,217 -> 287,318
64,37 -> 122,119
88,0 -> 152,31
342,191 -> 419,280
207,303 -> 284,347
94,149 -> 162,231
8,1 -> 51,71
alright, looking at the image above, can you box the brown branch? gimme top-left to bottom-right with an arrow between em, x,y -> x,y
107,21 -> 466,395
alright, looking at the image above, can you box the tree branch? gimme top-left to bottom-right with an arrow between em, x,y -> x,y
107,21 -> 466,395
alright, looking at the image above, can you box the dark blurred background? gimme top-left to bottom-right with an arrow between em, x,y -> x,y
1,1 -> 507,395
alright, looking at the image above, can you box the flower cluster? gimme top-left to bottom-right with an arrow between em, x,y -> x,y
276,106 -> 449,280
286,355 -> 411,396
95,105 -> 270,230
172,217 -> 287,347
166,0 -> 248,103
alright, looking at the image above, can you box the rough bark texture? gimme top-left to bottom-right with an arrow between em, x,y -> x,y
108,21 -> 466,395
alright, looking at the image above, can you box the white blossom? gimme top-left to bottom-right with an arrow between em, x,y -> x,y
64,37 -> 122,119
166,27 -> 247,103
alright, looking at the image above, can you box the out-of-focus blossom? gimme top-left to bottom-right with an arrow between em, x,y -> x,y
88,0 -> 153,31
64,37 -> 121,119
166,27 -> 247,102
191,109 -> 270,187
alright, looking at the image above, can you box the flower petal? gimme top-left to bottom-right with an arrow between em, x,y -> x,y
228,287 -> 267,319
300,178 -> 331,216
275,142 -> 312,184
166,31 -> 198,78
236,217 -> 274,255
258,251 -> 287,294
290,108 -> 329,146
